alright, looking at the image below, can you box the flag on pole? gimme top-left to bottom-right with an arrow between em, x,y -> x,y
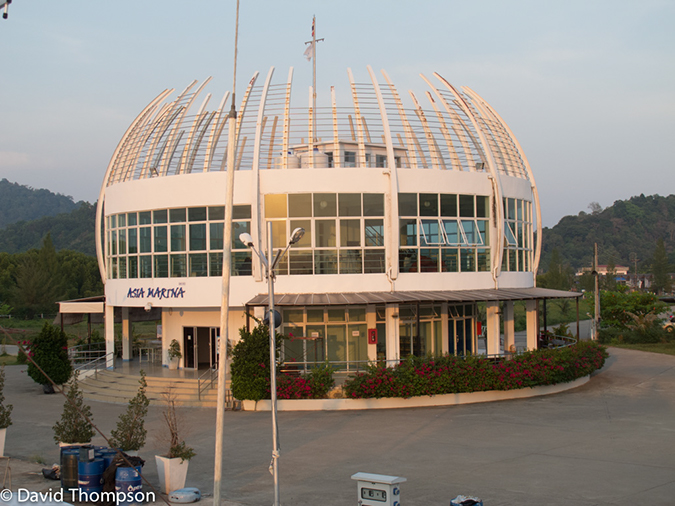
304,43 -> 314,62
312,16 -> 315,38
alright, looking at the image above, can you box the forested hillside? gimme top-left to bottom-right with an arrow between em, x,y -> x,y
0,178 -> 79,228
540,194 -> 675,272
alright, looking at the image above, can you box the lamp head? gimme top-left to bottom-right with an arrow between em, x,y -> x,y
289,227 -> 305,245
239,232 -> 254,247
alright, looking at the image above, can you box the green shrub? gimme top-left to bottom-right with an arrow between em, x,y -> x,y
109,370 -> 149,451
0,365 -> 13,429
27,323 -> 72,387
274,363 -> 335,400
344,341 -> 608,399
230,323 -> 283,401
53,372 -> 95,444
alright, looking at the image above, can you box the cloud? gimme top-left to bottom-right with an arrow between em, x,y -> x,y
0,151 -> 30,168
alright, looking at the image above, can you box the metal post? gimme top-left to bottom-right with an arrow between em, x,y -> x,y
267,221 -> 280,506
593,243 -> 599,341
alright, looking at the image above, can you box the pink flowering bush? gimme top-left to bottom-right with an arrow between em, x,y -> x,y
344,341 -> 608,399
271,363 -> 335,400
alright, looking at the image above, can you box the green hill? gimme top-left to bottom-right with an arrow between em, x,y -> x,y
540,194 -> 675,272
0,178 -> 79,228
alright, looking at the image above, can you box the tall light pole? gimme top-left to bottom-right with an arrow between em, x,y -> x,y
240,225 -> 305,506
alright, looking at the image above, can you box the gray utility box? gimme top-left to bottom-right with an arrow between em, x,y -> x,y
351,472 -> 406,506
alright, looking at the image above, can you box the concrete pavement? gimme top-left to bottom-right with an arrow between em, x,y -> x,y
1,346 -> 674,505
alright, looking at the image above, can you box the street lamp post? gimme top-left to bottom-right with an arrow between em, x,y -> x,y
240,223 -> 305,506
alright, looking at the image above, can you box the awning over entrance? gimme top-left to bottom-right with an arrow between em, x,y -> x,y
246,287 -> 582,307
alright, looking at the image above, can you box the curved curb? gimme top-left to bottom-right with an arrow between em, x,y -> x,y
242,375 -> 590,411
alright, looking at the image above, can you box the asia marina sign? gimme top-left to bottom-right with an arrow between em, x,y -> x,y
126,287 -> 186,300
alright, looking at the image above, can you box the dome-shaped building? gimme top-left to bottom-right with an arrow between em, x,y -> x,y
97,66 -> 574,370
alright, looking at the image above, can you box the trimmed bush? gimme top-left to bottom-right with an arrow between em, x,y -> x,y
344,341 -> 608,399
274,363 -> 335,400
230,323 -> 282,402
27,323 -> 72,387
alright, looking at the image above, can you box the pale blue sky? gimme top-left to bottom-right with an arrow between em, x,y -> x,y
1,0 -> 673,227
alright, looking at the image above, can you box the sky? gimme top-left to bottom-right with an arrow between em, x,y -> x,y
0,0 -> 673,227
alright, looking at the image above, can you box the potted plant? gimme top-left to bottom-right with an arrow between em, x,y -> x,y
167,339 -> 182,370
27,323 -> 72,393
155,386 -> 195,494
53,371 -> 95,446
0,365 -> 13,456
109,371 -> 149,454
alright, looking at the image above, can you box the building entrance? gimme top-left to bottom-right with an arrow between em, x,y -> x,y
183,326 -> 219,369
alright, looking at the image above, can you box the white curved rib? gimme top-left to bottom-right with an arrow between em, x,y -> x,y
381,69 -> 418,169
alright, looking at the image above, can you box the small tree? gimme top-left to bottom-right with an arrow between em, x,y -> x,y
27,323 -> 72,389
168,339 -> 182,360
0,365 -> 13,429
109,370 -> 150,451
230,323 -> 282,401
652,238 -> 671,294
160,386 -> 195,462
53,371 -> 95,444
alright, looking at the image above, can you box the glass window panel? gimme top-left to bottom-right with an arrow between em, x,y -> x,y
307,309 -> 324,322
517,222 -> 524,248
111,257 -> 118,279
265,194 -> 287,218
508,198 -> 516,220
190,223 -> 207,251
459,195 -> 474,217
443,220 -> 462,245
154,226 -> 167,252
315,220 -> 336,247
327,325 -> 347,368
188,207 -> 207,222
363,193 -> 384,216
232,251 -> 252,276
139,255 -> 152,278
517,199 -> 523,220
153,210 -> 167,224
170,225 -> 186,251
364,219 -> 384,247
231,221 -> 250,249
399,219 -> 417,246
289,250 -> 313,275
504,222 -> 518,246
314,250 -> 338,274
154,255 -> 168,277
328,308 -> 345,321
518,250 -> 524,272
313,193 -> 336,217
349,308 -> 366,322
441,248 -> 459,272
460,249 -> 476,272
398,193 -> 417,216
169,208 -> 186,223
441,194 -> 457,217
419,194 -> 438,216
139,227 -> 152,253
128,228 -> 137,254
189,253 -> 208,277
210,222 -> 224,250
209,206 -> 225,220
421,219 -> 442,245
271,220 -> 287,249
118,214 -> 126,228
502,249 -> 509,271
118,257 -> 127,279
344,151 -> 356,167
476,196 -> 489,218
399,248 -> 418,273
127,213 -> 137,226
290,219 -> 311,247
128,256 -> 138,278
477,248 -> 490,272
111,231 -> 118,255
110,215 -> 117,229
284,310 -> 304,324
420,248 -> 439,272
338,193 -> 361,216
139,211 -> 152,225
509,249 -> 517,271
170,254 -> 185,277
339,249 -> 362,274
209,252 -> 223,276
118,229 -> 127,254
289,194 -> 312,217
477,220 -> 489,246
364,249 -> 385,273
348,323 -> 368,365
340,220 -> 361,247
233,205 -> 251,220
461,220 -> 482,245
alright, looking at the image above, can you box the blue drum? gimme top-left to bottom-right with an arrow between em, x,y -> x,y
60,448 -> 80,491
78,458 -> 105,495
115,466 -> 143,506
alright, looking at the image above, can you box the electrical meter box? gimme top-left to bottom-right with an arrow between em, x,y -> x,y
351,472 -> 406,506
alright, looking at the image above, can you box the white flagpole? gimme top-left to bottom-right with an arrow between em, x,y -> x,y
312,15 -> 316,142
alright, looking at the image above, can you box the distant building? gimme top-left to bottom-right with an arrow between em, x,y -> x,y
95,67 -> 578,371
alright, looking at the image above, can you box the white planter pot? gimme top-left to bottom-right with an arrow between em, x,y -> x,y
155,455 -> 189,494
0,427 -> 6,457
168,358 -> 179,370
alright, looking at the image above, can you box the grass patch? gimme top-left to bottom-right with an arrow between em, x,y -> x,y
0,355 -> 18,366
609,343 -> 675,356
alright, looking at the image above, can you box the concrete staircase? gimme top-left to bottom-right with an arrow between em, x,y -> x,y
79,370 -> 223,408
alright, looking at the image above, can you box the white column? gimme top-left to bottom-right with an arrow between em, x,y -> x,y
441,302 -> 449,355
503,301 -> 515,354
161,308 -> 169,367
105,303 -> 115,369
366,305 -> 377,363
485,301 -> 501,356
122,307 -> 131,361
526,300 -> 538,350
386,304 -> 400,365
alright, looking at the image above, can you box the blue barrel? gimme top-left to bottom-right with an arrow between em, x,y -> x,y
78,458 -> 105,495
115,466 -> 143,506
101,449 -> 119,470
60,448 -> 80,490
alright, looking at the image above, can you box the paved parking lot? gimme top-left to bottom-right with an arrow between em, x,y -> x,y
2,346 -> 675,505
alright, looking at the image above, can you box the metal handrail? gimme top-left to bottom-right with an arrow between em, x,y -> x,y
73,352 -> 115,379
197,366 -> 217,400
